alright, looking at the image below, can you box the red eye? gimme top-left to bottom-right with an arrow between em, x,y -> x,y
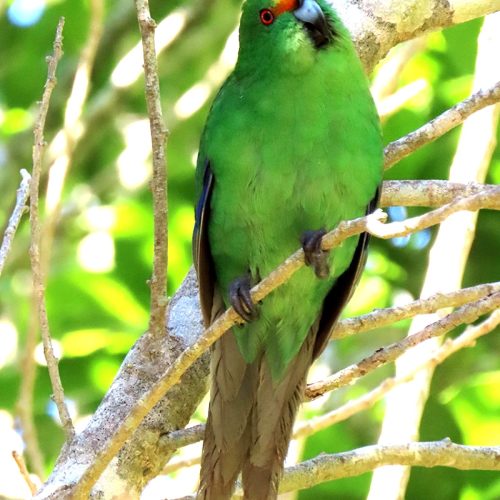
260,8 -> 274,25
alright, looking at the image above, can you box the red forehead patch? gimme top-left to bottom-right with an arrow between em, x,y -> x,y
272,0 -> 298,15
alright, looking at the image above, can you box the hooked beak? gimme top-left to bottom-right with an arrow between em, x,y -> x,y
293,0 -> 333,48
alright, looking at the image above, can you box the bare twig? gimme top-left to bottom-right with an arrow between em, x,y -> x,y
17,2 -> 105,474
296,310 -> 500,438
366,188 -> 500,239
275,440 -> 500,495
372,19 -> 500,497
384,80 -> 500,169
12,451 -> 38,495
306,291 -> 500,399
136,0 -> 169,338
380,180 -> 499,208
29,18 -> 74,440
175,440 -> 500,499
44,0 -> 104,247
0,170 -> 31,277
333,281 -> 500,339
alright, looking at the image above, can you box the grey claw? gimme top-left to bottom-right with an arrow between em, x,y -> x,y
301,229 -> 330,279
229,276 -> 259,322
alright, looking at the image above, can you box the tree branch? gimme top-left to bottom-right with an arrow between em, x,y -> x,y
384,81 -> 500,169
306,291 -> 500,399
12,451 -> 38,495
335,0 -> 500,71
136,0 -> 169,339
29,18 -> 74,441
295,310 -> 500,439
67,181 -> 500,496
35,177 -> 499,498
177,440 -> 500,499
380,180 -> 499,208
275,440 -> 500,495
0,170 -> 31,277
371,17 -> 500,496
367,188 -> 500,239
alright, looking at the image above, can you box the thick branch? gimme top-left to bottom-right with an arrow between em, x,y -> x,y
335,0 -> 500,71
276,441 -> 500,495
29,18 -> 74,441
176,440 -> 500,499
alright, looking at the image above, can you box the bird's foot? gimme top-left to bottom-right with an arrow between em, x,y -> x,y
229,275 -> 259,322
301,229 -> 330,279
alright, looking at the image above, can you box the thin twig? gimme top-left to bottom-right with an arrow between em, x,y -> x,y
0,170 -> 31,277
18,2 -> 105,472
333,281 -> 500,339
29,17 -> 74,440
306,291 -> 500,399
12,450 -> 38,495
43,0 -> 104,258
136,0 -> 169,338
296,309 -> 500,439
384,80 -> 500,169
366,188 -> 500,240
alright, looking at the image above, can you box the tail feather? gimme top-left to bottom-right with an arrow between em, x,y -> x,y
242,330 -> 316,499
198,331 -> 256,499
199,325 -> 316,500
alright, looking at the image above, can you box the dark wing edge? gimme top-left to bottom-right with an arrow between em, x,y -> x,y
312,186 -> 381,359
193,159 -> 216,327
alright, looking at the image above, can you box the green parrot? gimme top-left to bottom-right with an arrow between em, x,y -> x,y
193,0 -> 383,497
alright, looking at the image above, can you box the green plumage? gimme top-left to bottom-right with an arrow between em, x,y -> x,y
194,0 -> 383,497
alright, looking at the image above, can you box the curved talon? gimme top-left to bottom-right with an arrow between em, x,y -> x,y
301,229 -> 330,279
229,276 -> 259,322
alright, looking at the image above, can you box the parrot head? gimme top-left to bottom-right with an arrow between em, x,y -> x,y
237,0 -> 343,74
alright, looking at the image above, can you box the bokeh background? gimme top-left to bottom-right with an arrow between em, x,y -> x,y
0,0 -> 498,498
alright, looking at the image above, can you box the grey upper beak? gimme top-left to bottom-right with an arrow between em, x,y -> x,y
293,0 -> 333,48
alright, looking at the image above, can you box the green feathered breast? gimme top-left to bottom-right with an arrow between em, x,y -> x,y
194,1 -> 383,497
195,0 -> 382,380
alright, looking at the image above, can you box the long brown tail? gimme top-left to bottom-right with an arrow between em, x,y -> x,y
198,329 -> 316,500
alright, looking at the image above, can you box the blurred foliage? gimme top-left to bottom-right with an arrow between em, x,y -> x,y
0,0 -> 498,498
